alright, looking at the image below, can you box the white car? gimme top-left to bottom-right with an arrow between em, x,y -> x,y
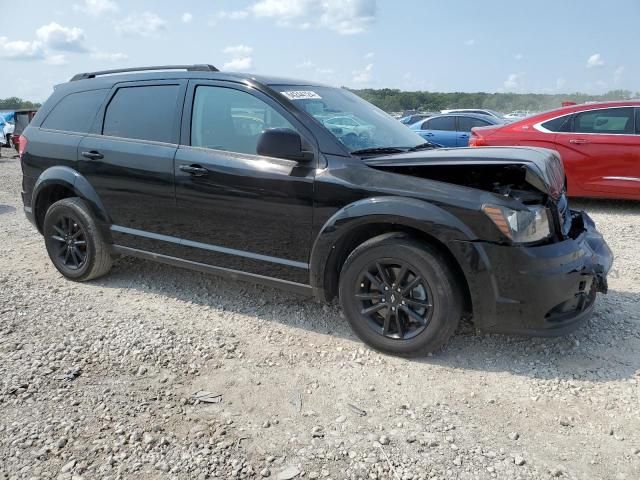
0,113 -> 15,147
440,109 -> 505,121
503,110 -> 535,120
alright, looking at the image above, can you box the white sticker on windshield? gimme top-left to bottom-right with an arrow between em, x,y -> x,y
281,90 -> 322,100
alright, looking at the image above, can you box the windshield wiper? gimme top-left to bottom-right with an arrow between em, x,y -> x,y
407,142 -> 438,152
351,146 -> 407,156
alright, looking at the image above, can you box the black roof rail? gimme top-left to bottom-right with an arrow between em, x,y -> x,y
70,64 -> 219,81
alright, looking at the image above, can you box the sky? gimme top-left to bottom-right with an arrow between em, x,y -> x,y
0,0 -> 638,102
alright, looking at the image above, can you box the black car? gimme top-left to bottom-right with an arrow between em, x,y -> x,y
20,64 -> 612,356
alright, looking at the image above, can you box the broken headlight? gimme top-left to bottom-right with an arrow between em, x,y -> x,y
482,204 -> 551,244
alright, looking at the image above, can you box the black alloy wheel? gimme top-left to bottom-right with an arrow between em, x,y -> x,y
49,215 -> 88,270
355,260 -> 433,340
339,233 -> 463,356
43,197 -> 113,281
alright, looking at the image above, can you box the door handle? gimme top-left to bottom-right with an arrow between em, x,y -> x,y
81,150 -> 104,160
423,132 -> 434,137
459,134 -> 469,138
179,164 -> 209,176
569,139 -> 590,144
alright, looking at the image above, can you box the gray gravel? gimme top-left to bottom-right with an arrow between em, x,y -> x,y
1,148 -> 639,479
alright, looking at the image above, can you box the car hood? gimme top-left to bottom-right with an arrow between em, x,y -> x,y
363,146 -> 565,199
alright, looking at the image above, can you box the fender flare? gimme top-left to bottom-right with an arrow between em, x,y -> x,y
309,196 -> 477,292
32,166 -> 110,233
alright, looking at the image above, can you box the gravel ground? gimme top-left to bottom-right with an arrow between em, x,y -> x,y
1,147 -> 639,480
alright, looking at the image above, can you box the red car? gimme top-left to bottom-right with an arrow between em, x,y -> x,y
470,101 -> 640,200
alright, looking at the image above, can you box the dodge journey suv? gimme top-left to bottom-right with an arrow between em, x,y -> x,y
20,64 -> 612,356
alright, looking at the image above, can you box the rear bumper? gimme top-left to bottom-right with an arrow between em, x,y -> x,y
456,211 -> 612,335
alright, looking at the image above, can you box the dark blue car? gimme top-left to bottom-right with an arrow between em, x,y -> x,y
410,113 -> 503,147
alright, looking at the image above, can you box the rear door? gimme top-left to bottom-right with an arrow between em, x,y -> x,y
554,106 -> 638,197
417,116 -> 458,146
171,80 -> 316,283
78,80 -> 186,254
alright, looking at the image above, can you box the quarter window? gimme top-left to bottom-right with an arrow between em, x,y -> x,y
103,85 -> 180,143
426,116 -> 456,131
191,86 -> 296,155
42,89 -> 108,133
573,108 -> 634,134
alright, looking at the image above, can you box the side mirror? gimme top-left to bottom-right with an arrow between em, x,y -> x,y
257,128 -> 313,162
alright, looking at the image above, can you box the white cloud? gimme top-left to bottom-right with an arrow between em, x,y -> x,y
36,22 -> 86,52
44,54 -> 68,65
296,60 -> 315,69
222,57 -> 253,70
182,12 -> 193,23
250,0 -> 376,35
116,12 -> 167,37
223,44 -> 253,56
0,37 -> 45,59
352,63 -> 373,84
464,39 -> 475,46
614,66 -> 625,84
364,51 -> 374,59
90,51 -> 128,62
503,73 -> 522,90
514,53 -> 523,60
73,0 -> 118,16
586,53 -> 604,68
220,10 -> 250,20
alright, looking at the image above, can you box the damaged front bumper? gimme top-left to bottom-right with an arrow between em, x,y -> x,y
467,210 -> 613,336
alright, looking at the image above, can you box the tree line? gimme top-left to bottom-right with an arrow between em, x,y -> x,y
349,89 -> 638,113
0,97 -> 41,110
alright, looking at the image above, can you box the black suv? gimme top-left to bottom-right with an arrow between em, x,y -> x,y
20,65 -> 612,356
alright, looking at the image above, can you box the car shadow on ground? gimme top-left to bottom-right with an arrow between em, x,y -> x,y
91,254 -> 640,384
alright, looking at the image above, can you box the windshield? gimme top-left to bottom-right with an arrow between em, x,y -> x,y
275,85 -> 426,152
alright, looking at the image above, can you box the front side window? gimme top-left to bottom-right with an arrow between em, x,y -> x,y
573,107 -> 634,134
42,89 -> 108,133
191,86 -> 295,155
103,85 -> 180,143
275,85 -> 425,151
426,116 -> 456,131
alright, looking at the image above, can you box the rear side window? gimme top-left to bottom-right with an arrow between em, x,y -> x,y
103,85 -> 180,143
426,116 -> 456,131
458,116 -> 490,131
541,115 -> 572,132
573,107 -> 634,134
41,89 -> 107,133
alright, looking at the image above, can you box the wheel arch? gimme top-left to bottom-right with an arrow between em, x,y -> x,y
309,196 -> 476,315
32,166 -> 110,235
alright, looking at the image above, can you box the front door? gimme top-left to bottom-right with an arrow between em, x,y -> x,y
78,80 -> 186,255
172,81 -> 316,284
418,116 -> 458,147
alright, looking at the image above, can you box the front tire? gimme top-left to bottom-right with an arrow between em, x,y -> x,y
339,234 -> 463,357
43,197 -> 113,281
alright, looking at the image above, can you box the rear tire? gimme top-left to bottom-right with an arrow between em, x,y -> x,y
339,234 -> 463,357
43,197 -> 113,281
